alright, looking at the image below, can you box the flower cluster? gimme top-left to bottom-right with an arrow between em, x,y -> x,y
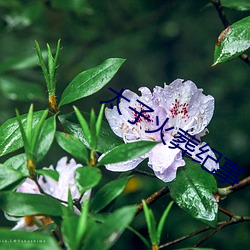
11,157 -> 89,231
103,79 -> 218,182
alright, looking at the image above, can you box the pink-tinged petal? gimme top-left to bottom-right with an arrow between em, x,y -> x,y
195,128 -> 209,141
39,157 -> 82,201
192,142 -> 220,172
156,79 -> 214,135
16,178 -> 40,194
148,144 -> 185,182
105,156 -> 146,172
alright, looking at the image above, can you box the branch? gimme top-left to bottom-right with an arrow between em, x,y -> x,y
193,216 -> 250,247
159,224 -> 212,249
159,216 -> 250,249
134,169 -> 156,178
218,176 -> 250,198
211,0 -> 250,66
136,186 -> 169,215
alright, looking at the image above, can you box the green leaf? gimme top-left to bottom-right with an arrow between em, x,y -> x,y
96,104 -> 105,140
0,228 -> 60,250
168,159 -> 218,227
75,167 -> 102,194
73,106 -> 91,147
30,109 -> 49,158
97,141 -> 158,166
0,111 -> 44,157
59,112 -> 123,153
83,205 -> 137,250
67,188 -> 74,212
127,226 -> 151,248
35,40 -> 50,91
0,76 -> 46,102
221,0 -> 250,11
56,131 -> 89,165
36,116 -> 56,162
62,201 -> 89,250
213,16 -> 250,65
36,169 -> 59,181
142,200 -> 157,245
89,108 -> 97,150
62,215 -> 80,250
157,200 -> 174,244
4,154 -> 28,175
0,164 -> 27,190
59,58 -> 125,106
0,192 -> 65,216
91,176 -> 132,213
76,201 -> 89,248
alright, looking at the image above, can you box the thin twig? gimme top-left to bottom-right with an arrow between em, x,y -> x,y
159,224 -> 212,249
134,169 -> 156,178
211,0 -> 230,27
136,186 -> 169,215
218,206 -> 235,218
33,177 -> 68,204
159,216 -> 250,249
193,216 -> 250,247
218,176 -> 250,198
211,0 -> 250,66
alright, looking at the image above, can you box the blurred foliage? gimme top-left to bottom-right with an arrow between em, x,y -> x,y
0,0 -> 249,249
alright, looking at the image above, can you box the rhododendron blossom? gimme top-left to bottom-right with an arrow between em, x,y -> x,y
11,157 -> 89,231
103,79 -> 219,182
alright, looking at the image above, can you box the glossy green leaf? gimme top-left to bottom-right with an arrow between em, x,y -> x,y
0,228 -> 60,250
36,116 -> 56,162
221,0 -> 250,11
0,192 -> 65,216
75,167 -> 102,194
91,176 -> 132,213
83,205 -> 137,250
97,141 -> 158,166
59,113 -> 123,153
59,58 -> 125,106
4,153 -> 28,175
0,111 -> 44,157
0,164 -> 27,190
0,76 -> 46,102
168,159 -> 218,227
56,131 -> 89,165
213,16 -> 250,65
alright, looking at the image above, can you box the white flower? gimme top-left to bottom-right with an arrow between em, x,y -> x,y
12,157 -> 90,231
103,79 -> 219,182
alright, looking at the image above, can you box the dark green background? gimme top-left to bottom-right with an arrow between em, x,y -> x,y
0,0 -> 249,249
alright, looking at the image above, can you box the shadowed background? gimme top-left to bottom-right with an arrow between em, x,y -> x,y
0,0 -> 249,249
